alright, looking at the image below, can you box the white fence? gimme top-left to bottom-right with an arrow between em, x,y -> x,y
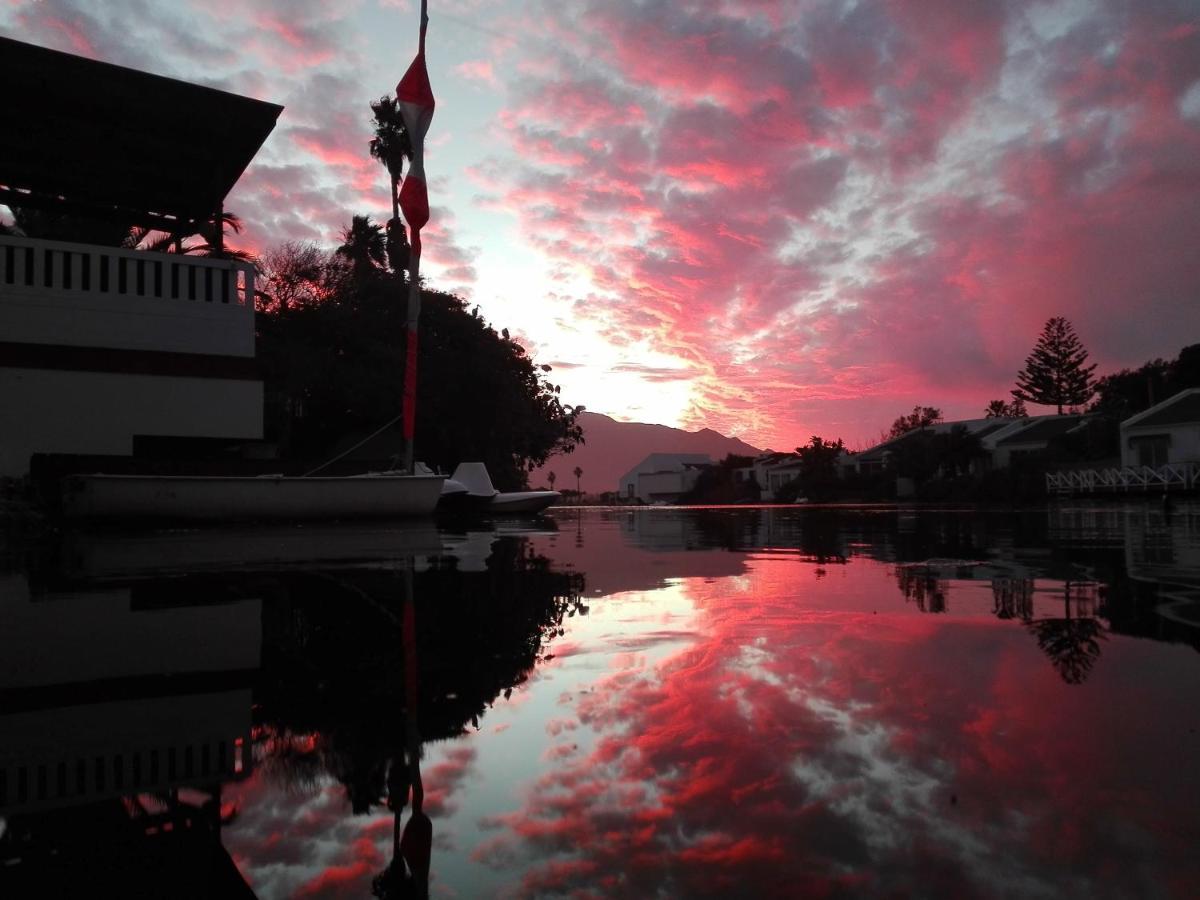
0,232 -> 254,306
0,233 -> 257,357
1046,463 -> 1200,494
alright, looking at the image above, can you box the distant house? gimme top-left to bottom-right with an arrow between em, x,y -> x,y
734,452 -> 796,500
844,415 -> 1091,476
846,418 -> 1020,476
1119,389 -> 1200,468
984,415 -> 1089,468
619,453 -> 713,503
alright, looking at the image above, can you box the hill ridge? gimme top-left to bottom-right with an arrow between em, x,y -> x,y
530,411 -> 761,494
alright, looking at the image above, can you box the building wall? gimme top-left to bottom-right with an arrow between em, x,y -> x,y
637,469 -> 696,502
0,367 -> 262,476
1120,423 -> 1200,468
1,237 -> 262,476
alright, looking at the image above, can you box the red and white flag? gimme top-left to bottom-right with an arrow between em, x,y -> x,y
396,9 -> 434,259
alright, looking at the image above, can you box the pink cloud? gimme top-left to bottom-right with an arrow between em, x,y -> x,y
475,0 -> 1200,445
456,58 -> 497,87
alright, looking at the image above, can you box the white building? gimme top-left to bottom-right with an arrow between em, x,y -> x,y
0,37 -> 281,478
736,452 -> 808,501
619,453 -> 713,503
1119,388 -> 1200,468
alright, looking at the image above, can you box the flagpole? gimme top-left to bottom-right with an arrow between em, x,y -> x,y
403,223 -> 421,474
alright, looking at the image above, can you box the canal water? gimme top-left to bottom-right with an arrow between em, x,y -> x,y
2,503 -> 1198,898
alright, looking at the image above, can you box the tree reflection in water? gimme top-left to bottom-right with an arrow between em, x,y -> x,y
895,567 -> 948,613
249,536 -> 585,893
1025,581 -> 1107,685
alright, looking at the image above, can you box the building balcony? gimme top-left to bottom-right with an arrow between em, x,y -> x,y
0,233 -> 256,358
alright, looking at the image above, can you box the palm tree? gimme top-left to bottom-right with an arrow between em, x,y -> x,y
573,466 -> 582,499
135,210 -> 256,262
370,96 -> 414,274
369,96 -> 413,224
547,471 -> 557,491
336,215 -> 387,281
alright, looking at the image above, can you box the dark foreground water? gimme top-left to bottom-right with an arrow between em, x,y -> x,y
2,503 -> 1199,898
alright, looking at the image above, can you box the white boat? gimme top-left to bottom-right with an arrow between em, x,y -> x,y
440,462 -> 560,515
61,471 -> 445,522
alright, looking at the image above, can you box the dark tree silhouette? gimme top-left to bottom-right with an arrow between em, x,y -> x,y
573,465 -> 582,497
785,436 -> 845,501
337,215 -> 387,282
181,210 -> 257,262
888,406 -> 942,439
984,398 -> 1027,418
1012,317 -> 1097,414
258,241 -> 331,313
256,270 -> 584,486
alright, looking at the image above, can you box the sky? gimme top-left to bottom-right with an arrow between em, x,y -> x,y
2,0 -> 1199,449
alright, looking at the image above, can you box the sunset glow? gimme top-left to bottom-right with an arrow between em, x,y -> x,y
5,0 -> 1198,447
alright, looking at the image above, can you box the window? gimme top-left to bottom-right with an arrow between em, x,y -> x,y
1129,434 -> 1170,467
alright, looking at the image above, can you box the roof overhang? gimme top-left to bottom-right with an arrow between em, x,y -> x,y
0,37 -> 282,233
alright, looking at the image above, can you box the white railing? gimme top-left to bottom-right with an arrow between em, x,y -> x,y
0,232 -> 255,307
0,735 -> 250,813
1046,463 -> 1200,494
0,233 -> 257,357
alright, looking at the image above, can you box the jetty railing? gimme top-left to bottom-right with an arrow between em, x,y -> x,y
1046,462 -> 1200,495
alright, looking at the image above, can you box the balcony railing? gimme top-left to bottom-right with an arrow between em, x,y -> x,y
0,232 -> 255,306
0,233 -> 257,357
1046,463 -> 1200,494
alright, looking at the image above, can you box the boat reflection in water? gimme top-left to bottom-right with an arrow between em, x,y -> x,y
2,504 -> 1199,897
0,521 -> 582,899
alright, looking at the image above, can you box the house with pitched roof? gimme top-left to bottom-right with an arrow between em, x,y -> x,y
619,453 -> 713,503
1119,388 -> 1200,468
983,415 -> 1090,468
842,415 -> 1092,477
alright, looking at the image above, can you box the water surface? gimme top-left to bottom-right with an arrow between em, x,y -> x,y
2,504 -> 1198,897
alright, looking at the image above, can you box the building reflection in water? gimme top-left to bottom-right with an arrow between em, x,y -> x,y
0,523 -> 584,898
0,561 -> 259,897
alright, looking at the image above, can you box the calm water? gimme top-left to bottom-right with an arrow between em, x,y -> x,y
2,504 -> 1199,898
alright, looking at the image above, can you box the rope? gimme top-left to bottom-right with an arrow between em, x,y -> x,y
301,412 -> 407,477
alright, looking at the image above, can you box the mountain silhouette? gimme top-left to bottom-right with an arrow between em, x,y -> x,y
530,411 -> 762,495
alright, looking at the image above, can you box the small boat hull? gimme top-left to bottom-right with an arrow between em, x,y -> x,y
439,464 -> 561,516
62,473 -> 446,522
489,491 -> 560,514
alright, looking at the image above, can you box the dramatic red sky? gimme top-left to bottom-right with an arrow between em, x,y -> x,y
3,0 -> 1198,447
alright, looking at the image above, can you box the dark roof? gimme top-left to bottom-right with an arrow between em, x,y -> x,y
856,428 -> 927,461
972,421 -> 1010,439
0,37 -> 282,232
1126,390 -> 1200,429
995,416 -> 1085,446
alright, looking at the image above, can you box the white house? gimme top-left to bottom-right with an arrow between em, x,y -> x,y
1119,388 -> 1200,468
619,453 -> 713,503
0,37 -> 281,478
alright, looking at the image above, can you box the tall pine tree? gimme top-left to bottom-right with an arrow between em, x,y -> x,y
1012,317 -> 1096,414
